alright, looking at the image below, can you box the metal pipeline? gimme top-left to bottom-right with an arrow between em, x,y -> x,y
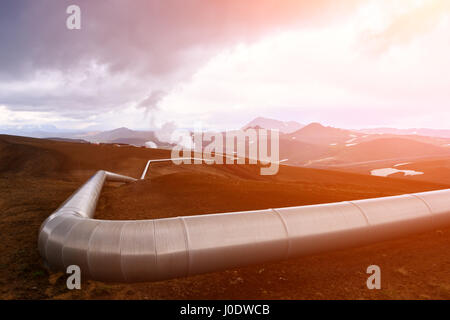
140,157 -> 211,179
38,168 -> 450,282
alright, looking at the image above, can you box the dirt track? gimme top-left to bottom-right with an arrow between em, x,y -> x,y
2,134 -> 450,299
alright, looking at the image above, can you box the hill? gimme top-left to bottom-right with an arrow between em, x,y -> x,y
332,138 -> 450,163
79,127 -> 171,147
287,122 -> 364,146
242,117 -> 304,133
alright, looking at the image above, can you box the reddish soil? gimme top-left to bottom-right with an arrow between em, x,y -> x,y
2,134 -> 450,300
336,157 -> 450,185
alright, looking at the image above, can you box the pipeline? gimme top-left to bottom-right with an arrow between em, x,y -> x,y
38,166 -> 450,282
140,158 -> 204,180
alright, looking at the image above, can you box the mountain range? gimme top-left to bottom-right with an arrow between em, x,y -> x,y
358,127 -> 450,138
4,117 -> 450,170
241,117 -> 304,133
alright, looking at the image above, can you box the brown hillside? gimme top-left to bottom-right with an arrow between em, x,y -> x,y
2,134 -> 450,300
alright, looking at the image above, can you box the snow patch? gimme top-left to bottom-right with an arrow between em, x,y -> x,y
393,162 -> 411,167
370,168 -> 423,177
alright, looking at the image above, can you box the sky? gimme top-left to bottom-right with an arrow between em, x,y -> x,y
1,0 -> 450,132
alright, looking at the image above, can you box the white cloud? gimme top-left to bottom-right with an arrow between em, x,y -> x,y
156,1 -> 450,129
2,0 -> 450,131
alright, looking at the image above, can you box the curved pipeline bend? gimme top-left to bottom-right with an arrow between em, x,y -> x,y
38,169 -> 450,282
140,157 -> 210,180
